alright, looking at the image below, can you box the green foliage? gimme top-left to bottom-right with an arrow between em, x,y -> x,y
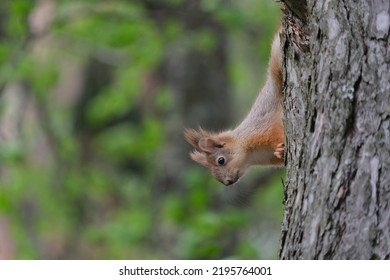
6,1 -> 33,38
93,119 -> 164,165
0,0 -> 282,260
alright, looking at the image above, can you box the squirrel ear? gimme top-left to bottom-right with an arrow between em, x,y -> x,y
184,128 -> 203,148
198,137 -> 224,154
184,128 -> 223,153
190,151 -> 208,167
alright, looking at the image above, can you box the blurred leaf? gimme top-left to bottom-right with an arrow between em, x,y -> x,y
6,1 -> 33,38
155,87 -> 174,112
162,194 -> 186,223
0,141 -> 24,163
0,44 -> 11,66
93,119 -> 164,164
215,7 -> 245,30
196,30 -> 217,53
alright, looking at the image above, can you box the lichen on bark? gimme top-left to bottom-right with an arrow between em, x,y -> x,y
279,0 -> 390,260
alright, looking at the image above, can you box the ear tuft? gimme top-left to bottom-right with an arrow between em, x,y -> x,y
185,127 -> 225,154
184,127 -> 211,149
184,128 -> 201,148
190,151 -> 208,168
198,137 -> 220,154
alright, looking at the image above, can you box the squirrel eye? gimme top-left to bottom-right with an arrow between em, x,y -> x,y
217,157 -> 225,166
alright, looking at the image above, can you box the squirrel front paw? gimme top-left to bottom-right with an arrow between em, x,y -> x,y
274,143 -> 284,159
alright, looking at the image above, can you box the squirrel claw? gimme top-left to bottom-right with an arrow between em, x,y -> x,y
274,143 -> 285,159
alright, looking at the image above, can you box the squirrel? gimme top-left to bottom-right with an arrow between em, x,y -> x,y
184,31 -> 284,186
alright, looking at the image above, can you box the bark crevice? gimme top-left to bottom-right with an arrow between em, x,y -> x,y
280,0 -> 390,260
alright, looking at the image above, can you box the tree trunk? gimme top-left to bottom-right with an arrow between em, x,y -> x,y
280,0 -> 390,259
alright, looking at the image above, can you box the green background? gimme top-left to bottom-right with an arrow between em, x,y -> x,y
0,0 -> 283,259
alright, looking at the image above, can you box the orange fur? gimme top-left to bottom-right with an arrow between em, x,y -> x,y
244,131 -> 283,151
184,30 -> 284,185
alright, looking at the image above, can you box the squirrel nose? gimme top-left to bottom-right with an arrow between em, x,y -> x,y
226,177 -> 239,186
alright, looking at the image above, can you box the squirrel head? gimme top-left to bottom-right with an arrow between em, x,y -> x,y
184,128 -> 248,186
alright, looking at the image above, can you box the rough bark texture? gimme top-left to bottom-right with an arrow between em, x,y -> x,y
280,0 -> 390,259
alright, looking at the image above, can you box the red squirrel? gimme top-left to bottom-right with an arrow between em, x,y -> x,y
185,31 -> 284,186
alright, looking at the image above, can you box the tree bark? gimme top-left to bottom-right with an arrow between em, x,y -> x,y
280,0 -> 390,259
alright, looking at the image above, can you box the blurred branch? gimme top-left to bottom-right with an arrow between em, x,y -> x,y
0,216 -> 16,259
134,0 -> 223,30
0,83 -> 29,148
